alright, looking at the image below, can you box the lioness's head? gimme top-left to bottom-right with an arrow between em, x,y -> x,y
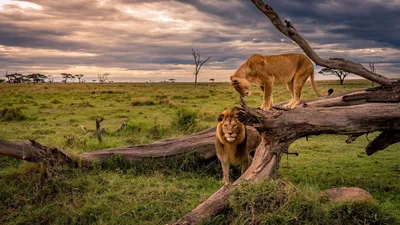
217,108 -> 245,143
230,76 -> 251,97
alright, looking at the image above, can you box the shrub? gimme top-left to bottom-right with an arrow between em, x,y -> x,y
131,98 -> 156,106
226,179 -> 399,225
171,108 -> 197,132
50,99 -> 62,104
0,107 -> 28,121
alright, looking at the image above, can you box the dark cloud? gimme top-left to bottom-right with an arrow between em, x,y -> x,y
0,0 -> 398,81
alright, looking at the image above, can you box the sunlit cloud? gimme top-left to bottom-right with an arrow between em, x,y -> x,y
0,0 -> 41,10
0,0 -> 399,82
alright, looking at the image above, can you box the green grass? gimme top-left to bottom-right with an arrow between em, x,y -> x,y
0,80 -> 399,224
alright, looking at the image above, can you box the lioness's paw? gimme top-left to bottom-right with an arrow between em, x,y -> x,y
260,104 -> 272,111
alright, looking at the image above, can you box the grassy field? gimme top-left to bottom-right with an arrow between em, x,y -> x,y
0,80 -> 399,224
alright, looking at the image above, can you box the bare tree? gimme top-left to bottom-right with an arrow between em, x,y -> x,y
75,74 -> 84,83
192,49 -> 211,86
98,73 -> 110,84
318,68 -> 350,85
369,63 -> 376,87
47,75 -> 54,83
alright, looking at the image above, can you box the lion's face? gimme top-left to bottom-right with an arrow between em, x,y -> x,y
218,109 -> 244,142
230,77 -> 251,97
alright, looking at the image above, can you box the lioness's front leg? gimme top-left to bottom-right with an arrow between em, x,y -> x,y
261,79 -> 274,111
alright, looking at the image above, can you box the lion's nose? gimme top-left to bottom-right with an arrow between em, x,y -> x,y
228,132 -> 233,135
245,91 -> 250,95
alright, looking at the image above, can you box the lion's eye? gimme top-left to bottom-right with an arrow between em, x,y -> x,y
223,124 -> 228,127
232,124 -> 237,128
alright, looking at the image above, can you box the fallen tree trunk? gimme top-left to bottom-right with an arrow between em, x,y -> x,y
0,127 -> 259,166
0,127 -> 215,165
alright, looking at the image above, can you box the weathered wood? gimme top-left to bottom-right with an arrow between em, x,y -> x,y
249,0 -> 394,85
81,127 -> 217,163
171,138 -> 282,225
96,118 -> 104,142
366,131 -> 400,156
0,139 -> 77,166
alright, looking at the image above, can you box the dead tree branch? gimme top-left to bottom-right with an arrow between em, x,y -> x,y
96,118 -> 104,142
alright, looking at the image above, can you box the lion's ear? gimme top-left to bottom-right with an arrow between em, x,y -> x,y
217,114 -> 224,122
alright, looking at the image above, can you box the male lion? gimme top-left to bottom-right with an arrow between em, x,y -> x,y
215,108 -> 262,185
231,53 -> 322,110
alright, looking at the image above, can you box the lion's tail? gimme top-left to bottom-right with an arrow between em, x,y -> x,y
310,68 -> 323,97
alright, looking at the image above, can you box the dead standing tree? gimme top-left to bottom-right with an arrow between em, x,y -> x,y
369,62 -> 376,87
0,0 -> 399,224
192,48 -> 211,86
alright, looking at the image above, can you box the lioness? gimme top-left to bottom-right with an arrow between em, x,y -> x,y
231,53 -> 322,110
215,108 -> 262,185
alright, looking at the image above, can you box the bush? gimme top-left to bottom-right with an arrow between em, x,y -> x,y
131,98 -> 156,106
171,108 -> 197,132
225,179 -> 399,225
0,107 -> 28,121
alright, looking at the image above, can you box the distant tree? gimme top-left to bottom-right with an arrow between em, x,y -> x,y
27,73 -> 47,83
5,71 -> 14,83
318,68 -> 350,85
75,74 -> 84,83
369,63 -> 376,87
61,73 -> 74,83
8,73 -> 24,83
168,78 -> 176,83
192,48 -> 211,87
209,78 -> 215,83
98,73 -> 110,84
47,75 -> 54,83
92,80 -> 97,83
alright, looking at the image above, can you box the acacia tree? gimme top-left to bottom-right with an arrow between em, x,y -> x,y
61,73 -> 74,83
4,72 -> 18,83
192,49 -> 211,86
318,68 -> 350,85
27,74 -> 47,83
75,74 -> 84,83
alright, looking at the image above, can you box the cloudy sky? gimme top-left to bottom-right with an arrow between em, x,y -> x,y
0,0 -> 399,82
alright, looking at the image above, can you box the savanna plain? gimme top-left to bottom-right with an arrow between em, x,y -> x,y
0,80 -> 399,224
